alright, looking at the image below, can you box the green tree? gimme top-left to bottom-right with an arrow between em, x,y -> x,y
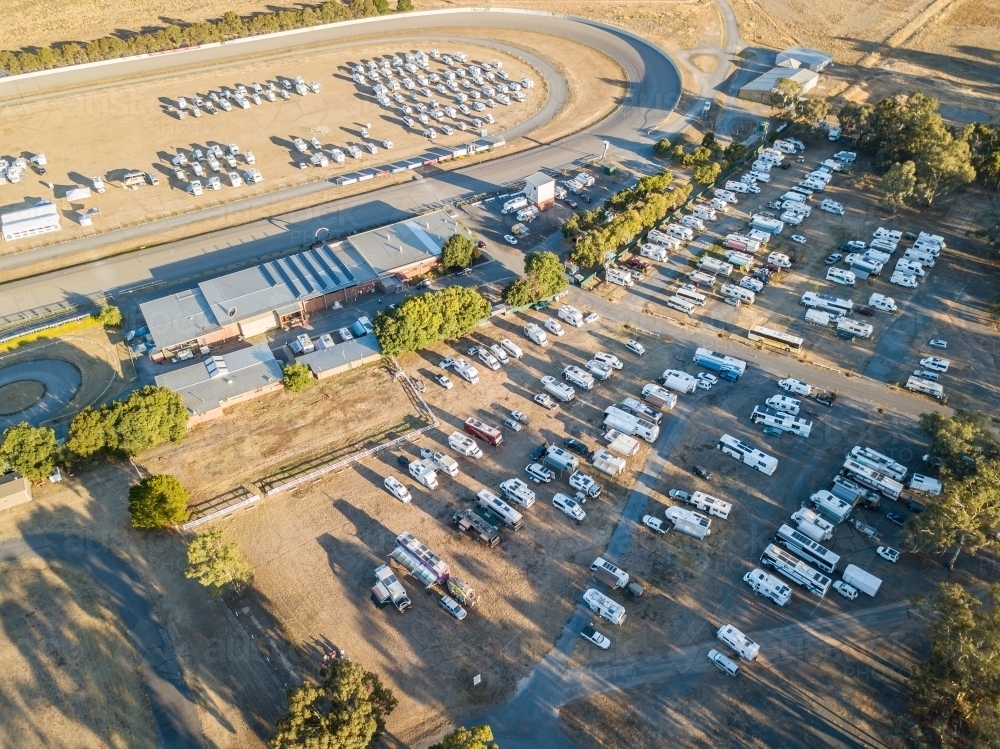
524,251 -> 567,298
430,725 -> 498,749
701,131 -> 716,148
441,233 -> 477,270
881,160 -> 917,212
67,407 -> 109,460
185,530 -> 253,595
96,304 -> 122,327
128,474 -> 189,530
501,278 -> 534,307
397,0 -> 414,9
103,386 -> 188,456
0,423 -> 58,481
653,137 -> 671,158
903,463 -> 1000,567
373,0 -> 391,12
669,144 -> 686,162
919,410 -> 1000,479
218,10 -> 246,37
270,659 -> 397,749
794,97 -> 831,125
977,210 -> 1000,251
282,363 -> 313,392
909,583 -> 1000,745
690,146 -> 713,163
349,0 -> 379,17
693,162 -> 721,185
723,142 -> 749,165
771,78 -> 803,109
373,286 -> 491,355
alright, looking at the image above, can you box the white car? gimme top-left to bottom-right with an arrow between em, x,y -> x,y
696,378 -> 712,391
365,143 -> 378,154
876,546 -> 900,563
584,312 -> 600,324
698,373 -> 718,385
383,476 -> 411,503
580,625 -> 611,649
790,235 -> 807,244
626,340 -> 645,356
544,318 -> 565,336
525,463 -> 553,483
382,139 -> 394,149
920,356 -> 950,373
642,515 -> 666,533
439,595 -> 467,620
504,234 -> 518,245
929,339 -> 948,349
833,580 -> 858,600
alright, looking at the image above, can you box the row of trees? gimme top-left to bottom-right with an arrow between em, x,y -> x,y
501,251 -> 567,307
902,410 -> 1000,568
562,169 -> 692,268
0,0 -> 414,76
373,285 -> 492,356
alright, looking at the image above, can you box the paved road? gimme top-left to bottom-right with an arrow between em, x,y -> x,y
0,360 -> 81,429
0,9 -> 682,318
0,534 -> 205,748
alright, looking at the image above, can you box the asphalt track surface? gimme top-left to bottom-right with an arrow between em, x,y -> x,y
0,535 -> 205,748
0,360 -> 81,430
0,9 -> 682,321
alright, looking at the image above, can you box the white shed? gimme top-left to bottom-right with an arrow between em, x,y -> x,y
524,172 -> 555,210
1,201 -> 61,241
775,46 -> 833,72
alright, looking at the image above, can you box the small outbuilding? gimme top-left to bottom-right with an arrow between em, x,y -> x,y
775,46 -> 833,72
1,201 -> 61,242
298,335 -> 382,380
524,172 -> 556,210
738,67 -> 820,105
0,473 -> 33,512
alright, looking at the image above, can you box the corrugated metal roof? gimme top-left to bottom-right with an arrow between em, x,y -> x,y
298,335 -> 382,374
775,46 -> 833,69
154,342 -> 282,414
740,66 -> 819,92
139,288 -> 218,350
348,208 -> 462,275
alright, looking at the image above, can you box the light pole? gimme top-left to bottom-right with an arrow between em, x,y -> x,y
601,140 -> 610,163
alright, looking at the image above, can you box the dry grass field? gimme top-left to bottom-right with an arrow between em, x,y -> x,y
0,560 -> 158,749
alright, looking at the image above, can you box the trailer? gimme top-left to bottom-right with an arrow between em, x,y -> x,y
842,564 -> 882,597
592,448 -> 627,476
698,256 -> 734,277
809,490 -> 853,524
659,369 -> 698,394
842,458 -> 903,499
603,406 -> 659,443
687,491 -> 732,519
453,508 -> 500,547
590,557 -> 630,589
603,430 -> 639,456
476,489 -> 524,530
751,406 -> 813,437
906,376 -> 944,400
791,507 -> 834,541
849,446 -> 908,482
837,319 -> 873,340
372,564 -> 412,612
693,348 -> 746,381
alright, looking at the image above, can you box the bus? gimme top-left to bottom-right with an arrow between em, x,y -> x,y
717,434 -> 778,476
774,524 -> 840,574
750,406 -> 813,438
849,446 -> 907,482
842,458 -> 903,499
801,292 -> 854,315
464,417 -> 503,446
748,325 -> 803,353
759,543 -> 832,597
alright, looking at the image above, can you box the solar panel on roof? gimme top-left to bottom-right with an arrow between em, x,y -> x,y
259,265 -> 277,286
298,253 -> 330,290
324,245 -> 356,283
309,249 -> 342,287
269,261 -> 298,293
285,256 -> 314,295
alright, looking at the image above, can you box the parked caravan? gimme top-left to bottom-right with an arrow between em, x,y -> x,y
699,256 -> 734,276
563,365 -> 595,391
805,309 -> 836,326
606,267 -> 635,288
826,268 -> 856,286
641,383 -> 678,410
718,434 -> 777,475
592,449 -> 627,476
499,478 -> 536,508
719,283 -> 756,305
906,376 -> 944,400
590,557 -> 630,588
688,271 -> 717,287
750,215 -> 784,235
765,395 -> 800,415
713,189 -> 738,204
541,375 -> 575,402
477,489 -> 524,530
449,431 -> 483,459
687,491 -> 732,519
659,369 -> 698,394
619,397 -> 663,424
809,490 -> 853,525
743,568 -> 792,606
909,474 -> 942,496
640,244 -> 668,261
666,224 -> 694,241
603,406 -> 660,443
836,319 -> 873,339
582,589 -> 626,625
717,624 -> 759,661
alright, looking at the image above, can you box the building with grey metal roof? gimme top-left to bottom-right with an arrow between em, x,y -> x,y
738,67 -> 819,105
154,342 -> 284,424
775,46 -> 833,72
299,335 -> 382,379
348,209 -> 467,276
140,288 -> 218,351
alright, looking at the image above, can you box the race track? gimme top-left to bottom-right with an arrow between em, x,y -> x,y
0,9 -> 682,319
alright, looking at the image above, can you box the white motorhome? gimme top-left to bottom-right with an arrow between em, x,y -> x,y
583,589 -> 626,625
524,323 -> 548,346
453,359 -> 479,384
718,434 -> 778,476
408,459 -> 439,490
687,491 -> 732,519
500,478 -> 537,507
541,375 -> 575,402
448,431 -> 483,459
827,268 -> 856,286
563,365 -> 596,391
699,256 -> 734,277
719,283 -> 756,305
725,180 -> 749,194
717,624 -> 759,661
766,394 -> 800,415
743,568 -> 792,606
836,319 -> 873,339
909,473 -> 942,495
603,406 -> 659,443
666,223 -> 694,241
557,305 -> 584,327
641,383 -> 678,410
477,489 -> 524,530
606,267 -> 635,288
805,309 -> 836,326
640,244 -> 668,262
714,189 -> 738,204
868,293 -> 897,312
906,376 -> 944,399
590,557 -> 630,588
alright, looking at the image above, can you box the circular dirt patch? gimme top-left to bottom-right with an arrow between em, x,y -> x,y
0,380 -> 46,415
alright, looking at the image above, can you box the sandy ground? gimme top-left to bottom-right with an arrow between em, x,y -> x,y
0,41 -> 542,252
0,559 -> 158,749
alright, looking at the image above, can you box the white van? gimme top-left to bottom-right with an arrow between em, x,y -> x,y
767,252 -> 791,268
692,205 -> 717,221
640,244 -> 668,262
717,624 -> 759,661
890,272 -> 918,288
868,293 -> 897,312
708,649 -> 740,677
826,268 -> 856,286
778,378 -> 811,395
906,376 -> 944,399
524,323 -> 548,346
606,267 -> 635,288
724,180 -> 749,194
739,276 -> 763,293
590,557 -> 630,588
714,189 -> 738,204
582,588 -> 625,625
781,191 -> 806,204
680,215 -> 705,231
743,568 -> 792,606
501,339 -> 523,359
448,431 -> 483,459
